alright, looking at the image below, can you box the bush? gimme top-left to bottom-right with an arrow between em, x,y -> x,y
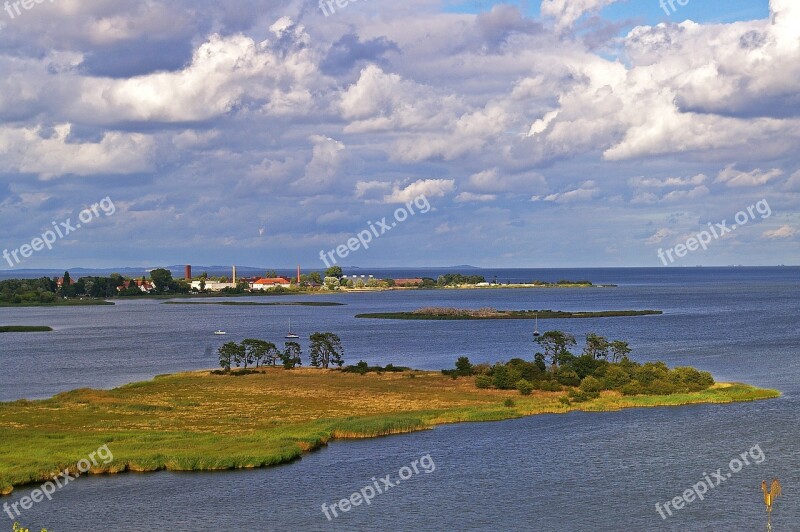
579,376 -> 603,393
472,363 -> 492,375
555,368 -> 581,387
516,379 -> 534,396
508,358 -> 544,382
475,375 -> 493,389
644,379 -> 678,395
455,356 -> 474,376
492,364 -> 522,390
602,365 -> 631,390
635,362 -> 669,386
503,398 -> 515,408
558,396 -> 570,406
536,380 -> 563,392
621,381 -> 645,396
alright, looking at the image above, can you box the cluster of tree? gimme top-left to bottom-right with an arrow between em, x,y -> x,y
0,269 -> 190,304
449,331 -> 715,400
217,332 -> 344,372
342,361 -> 409,375
0,278 -> 58,304
436,273 -> 486,286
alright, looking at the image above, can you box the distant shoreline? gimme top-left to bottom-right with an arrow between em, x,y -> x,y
356,309 -> 663,320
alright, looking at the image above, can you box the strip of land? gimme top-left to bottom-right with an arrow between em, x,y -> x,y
0,300 -> 113,308
0,326 -> 53,333
162,301 -> 344,306
0,368 -> 777,496
355,308 -> 663,320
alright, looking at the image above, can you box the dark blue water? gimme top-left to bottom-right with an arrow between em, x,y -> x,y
2,267 -> 798,530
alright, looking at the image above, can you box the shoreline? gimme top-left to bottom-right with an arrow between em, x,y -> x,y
0,368 -> 779,496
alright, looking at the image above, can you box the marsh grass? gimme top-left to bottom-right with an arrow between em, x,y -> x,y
0,369 -> 778,496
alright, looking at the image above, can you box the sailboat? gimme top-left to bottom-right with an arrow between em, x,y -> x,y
285,318 -> 299,339
533,313 -> 540,337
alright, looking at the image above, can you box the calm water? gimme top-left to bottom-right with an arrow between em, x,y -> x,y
1,267 -> 798,530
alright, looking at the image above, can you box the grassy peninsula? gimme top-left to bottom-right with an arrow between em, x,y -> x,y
0,326 -> 53,333
0,367 -> 777,496
356,308 -> 663,320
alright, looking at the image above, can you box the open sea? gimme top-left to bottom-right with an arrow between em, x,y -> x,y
1,267 -> 798,531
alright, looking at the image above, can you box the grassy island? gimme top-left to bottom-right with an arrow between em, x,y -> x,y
0,367 -> 777,496
162,301 -> 344,307
356,308 -> 663,320
0,326 -> 53,333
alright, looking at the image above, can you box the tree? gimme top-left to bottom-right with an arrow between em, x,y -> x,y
150,268 -> 174,292
265,270 -> 278,278
218,342 -> 243,371
583,333 -> 610,360
242,339 -> 276,368
200,272 -> 208,292
534,331 -> 576,369
281,342 -> 303,369
309,332 -> 345,369
324,276 -> 340,290
325,266 -> 343,279
455,356 -> 473,376
610,340 -> 632,363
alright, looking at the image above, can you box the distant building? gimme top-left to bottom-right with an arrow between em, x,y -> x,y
56,277 -> 75,288
189,280 -> 235,291
250,277 -> 292,290
118,279 -> 155,293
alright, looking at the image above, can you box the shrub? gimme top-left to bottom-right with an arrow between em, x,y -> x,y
558,396 -> 570,406
555,368 -> 580,387
602,365 -> 631,390
579,376 -> 603,393
516,379 -> 534,396
475,375 -> 493,389
492,364 -> 522,390
537,380 -> 563,392
455,356 -> 474,376
508,358 -> 544,382
503,398 -> 515,408
644,379 -> 678,395
621,381 -> 645,396
472,363 -> 492,376
635,362 -> 669,386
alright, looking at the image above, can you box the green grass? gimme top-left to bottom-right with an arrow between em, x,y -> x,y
162,301 -> 344,306
355,309 -> 663,320
0,326 -> 52,333
0,369 -> 778,496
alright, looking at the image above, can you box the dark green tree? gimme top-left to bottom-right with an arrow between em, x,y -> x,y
325,266 -> 343,279
309,332 -> 344,369
609,340 -> 632,363
584,333 -> 610,360
218,342 -> 243,371
534,331 -> 576,369
281,342 -> 303,369
242,339 -> 276,368
150,268 -> 174,292
455,356 -> 474,376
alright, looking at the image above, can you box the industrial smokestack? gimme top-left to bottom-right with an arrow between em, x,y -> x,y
232,266 -> 236,285
185,265 -> 192,280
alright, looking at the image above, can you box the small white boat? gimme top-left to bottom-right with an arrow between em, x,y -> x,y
214,330 -> 227,335
533,313 -> 540,337
285,319 -> 299,339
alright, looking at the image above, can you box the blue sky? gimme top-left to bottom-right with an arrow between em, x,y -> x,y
0,0 -> 797,270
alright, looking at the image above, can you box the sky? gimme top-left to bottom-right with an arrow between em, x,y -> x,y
0,0 -> 797,270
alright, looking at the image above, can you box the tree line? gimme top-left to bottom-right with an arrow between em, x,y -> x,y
217,332 -> 344,372
446,330 -> 715,401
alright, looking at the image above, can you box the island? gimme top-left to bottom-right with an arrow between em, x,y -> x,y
0,326 -> 53,333
162,301 -> 345,306
0,352 -> 777,496
356,308 -> 663,320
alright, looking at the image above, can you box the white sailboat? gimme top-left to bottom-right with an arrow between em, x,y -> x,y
285,318 -> 299,339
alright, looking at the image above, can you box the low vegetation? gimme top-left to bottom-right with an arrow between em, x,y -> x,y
355,308 -> 663,320
0,326 -> 53,333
